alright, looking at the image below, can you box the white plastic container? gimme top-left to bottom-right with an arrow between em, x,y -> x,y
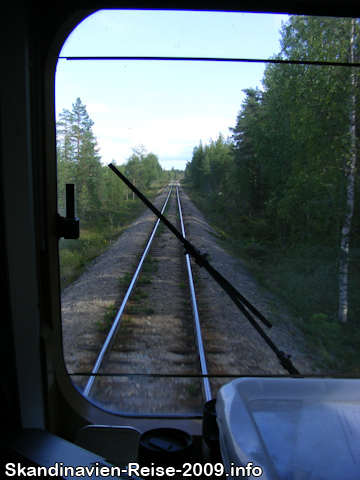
216,377 -> 360,480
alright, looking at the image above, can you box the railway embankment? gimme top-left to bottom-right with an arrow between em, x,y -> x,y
61,184 -> 317,413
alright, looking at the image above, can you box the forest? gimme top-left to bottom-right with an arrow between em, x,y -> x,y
56,98 -> 182,288
185,16 -> 360,372
56,97 -> 182,219
57,15 -> 359,373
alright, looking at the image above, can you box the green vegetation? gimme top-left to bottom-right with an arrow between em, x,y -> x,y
142,256 -> 159,275
184,16 -> 360,373
97,304 -> 118,332
186,185 -> 360,373
118,271 -> 133,291
121,317 -> 135,335
156,222 -> 166,236
133,288 -> 149,302
58,19 -> 360,373
126,305 -> 144,315
130,256 -> 159,286
185,383 -> 199,398
59,186 -> 163,290
57,98 -> 179,219
56,98 -> 178,290
137,275 -> 153,285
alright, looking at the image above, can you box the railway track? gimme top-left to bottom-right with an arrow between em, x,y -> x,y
83,183 -> 236,416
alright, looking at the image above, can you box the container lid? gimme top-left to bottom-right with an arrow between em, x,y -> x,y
138,428 -> 193,467
216,377 -> 360,480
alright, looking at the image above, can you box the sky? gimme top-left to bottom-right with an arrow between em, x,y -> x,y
55,10 -> 289,170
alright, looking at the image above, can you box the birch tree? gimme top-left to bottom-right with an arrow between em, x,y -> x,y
339,19 -> 357,323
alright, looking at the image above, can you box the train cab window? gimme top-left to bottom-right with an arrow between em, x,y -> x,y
56,11 -> 360,417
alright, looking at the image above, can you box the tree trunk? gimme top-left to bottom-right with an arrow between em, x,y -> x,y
338,19 -> 357,323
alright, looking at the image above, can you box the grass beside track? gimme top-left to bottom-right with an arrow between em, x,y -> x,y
59,182 -> 166,291
182,181 -> 360,375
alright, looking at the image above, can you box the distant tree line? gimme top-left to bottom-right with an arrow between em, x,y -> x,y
56,98 -> 170,219
185,16 -> 360,323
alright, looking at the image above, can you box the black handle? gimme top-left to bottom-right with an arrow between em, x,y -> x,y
58,184 -> 79,239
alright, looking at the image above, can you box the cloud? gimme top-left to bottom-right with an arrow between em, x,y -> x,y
96,114 -> 233,168
86,103 -> 125,114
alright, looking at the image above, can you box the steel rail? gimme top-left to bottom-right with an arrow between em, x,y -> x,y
176,185 -> 212,402
109,165 -> 300,375
83,185 -> 173,398
109,164 -> 272,328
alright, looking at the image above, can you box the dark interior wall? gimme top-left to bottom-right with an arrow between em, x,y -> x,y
0,0 -> 46,429
1,0 -> 360,431
0,106 -> 22,430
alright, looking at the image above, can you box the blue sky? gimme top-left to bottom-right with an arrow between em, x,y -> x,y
56,10 -> 289,170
